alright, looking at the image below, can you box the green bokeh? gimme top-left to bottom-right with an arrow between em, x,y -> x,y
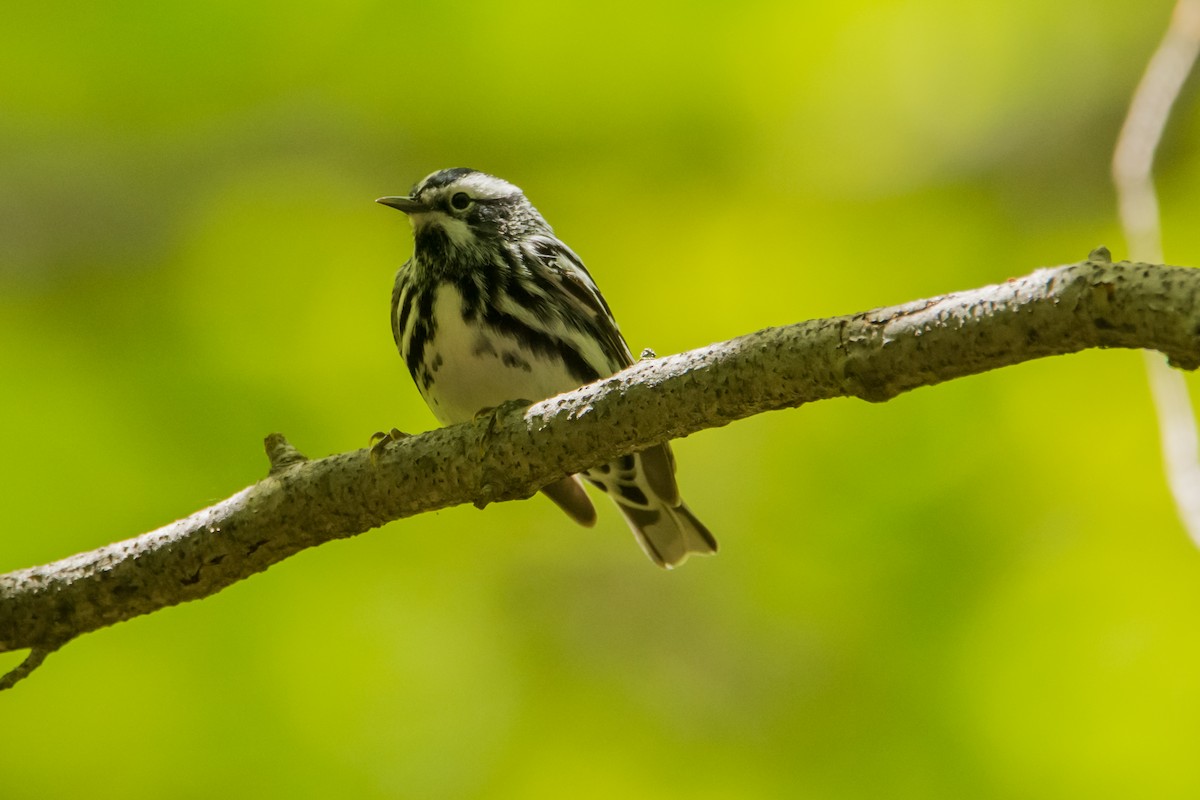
3,1 -> 1200,797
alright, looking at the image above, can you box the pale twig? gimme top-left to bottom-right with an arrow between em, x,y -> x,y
1112,0 -> 1200,545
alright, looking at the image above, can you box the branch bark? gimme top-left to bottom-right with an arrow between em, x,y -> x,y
2,254 -> 1198,687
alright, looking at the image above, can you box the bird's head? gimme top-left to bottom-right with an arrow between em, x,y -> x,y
377,169 -> 551,260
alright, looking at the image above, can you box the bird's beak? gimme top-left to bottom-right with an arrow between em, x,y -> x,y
376,195 -> 426,214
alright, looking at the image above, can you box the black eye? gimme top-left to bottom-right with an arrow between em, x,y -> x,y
450,192 -> 472,211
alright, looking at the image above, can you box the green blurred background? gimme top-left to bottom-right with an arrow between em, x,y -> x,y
4,0 -> 1200,797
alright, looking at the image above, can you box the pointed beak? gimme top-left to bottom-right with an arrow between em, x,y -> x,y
375,195 -> 426,214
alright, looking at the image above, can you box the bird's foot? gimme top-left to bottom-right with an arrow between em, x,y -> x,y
474,399 -> 532,451
473,398 -> 533,424
369,427 -> 410,464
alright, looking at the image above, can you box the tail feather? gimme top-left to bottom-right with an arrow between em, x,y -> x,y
540,475 -> 597,527
615,499 -> 718,568
635,441 -> 681,506
582,443 -> 717,568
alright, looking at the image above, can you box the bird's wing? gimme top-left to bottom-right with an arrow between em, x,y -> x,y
525,236 -> 635,371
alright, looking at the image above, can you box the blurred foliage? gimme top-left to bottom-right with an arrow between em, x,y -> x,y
3,0 -> 1200,797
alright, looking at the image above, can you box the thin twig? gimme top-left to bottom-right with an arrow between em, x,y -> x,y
0,644 -> 61,692
1112,0 -> 1200,545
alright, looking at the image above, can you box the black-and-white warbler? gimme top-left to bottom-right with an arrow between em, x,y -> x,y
377,168 -> 717,568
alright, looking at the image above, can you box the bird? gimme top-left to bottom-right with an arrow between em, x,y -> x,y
376,168 -> 716,568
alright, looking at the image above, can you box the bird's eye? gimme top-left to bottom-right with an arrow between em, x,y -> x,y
449,192 -> 472,211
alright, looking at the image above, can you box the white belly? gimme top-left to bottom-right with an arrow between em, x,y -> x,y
419,284 -> 588,425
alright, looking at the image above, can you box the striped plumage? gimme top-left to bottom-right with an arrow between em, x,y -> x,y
379,168 -> 716,568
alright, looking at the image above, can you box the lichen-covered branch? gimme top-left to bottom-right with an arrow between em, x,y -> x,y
2,255 -> 1198,687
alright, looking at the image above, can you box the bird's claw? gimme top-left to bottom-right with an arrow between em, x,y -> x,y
369,427 -> 409,464
473,398 -> 532,424
473,399 -> 532,453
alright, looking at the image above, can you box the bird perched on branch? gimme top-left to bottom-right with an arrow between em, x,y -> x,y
376,168 -> 716,567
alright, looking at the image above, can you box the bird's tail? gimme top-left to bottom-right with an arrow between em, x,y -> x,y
540,475 -> 597,527
583,443 -> 718,568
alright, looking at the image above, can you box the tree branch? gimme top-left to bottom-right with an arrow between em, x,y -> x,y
2,254 -> 1198,687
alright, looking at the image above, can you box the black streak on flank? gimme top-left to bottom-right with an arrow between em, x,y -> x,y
502,351 -> 533,372
457,272 -> 483,321
405,285 -> 438,382
395,288 -> 415,349
482,305 -> 600,385
504,276 -> 546,319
